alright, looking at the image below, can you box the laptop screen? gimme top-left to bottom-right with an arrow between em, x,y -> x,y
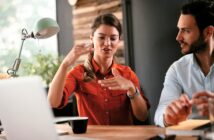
0,76 -> 59,140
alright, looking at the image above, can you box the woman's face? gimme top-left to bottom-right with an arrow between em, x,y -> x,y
91,24 -> 120,60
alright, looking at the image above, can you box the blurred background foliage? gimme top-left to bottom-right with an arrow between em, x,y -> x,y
23,54 -> 63,86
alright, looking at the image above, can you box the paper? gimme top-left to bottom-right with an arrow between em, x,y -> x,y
165,119 -> 210,136
167,119 -> 210,130
54,117 -> 76,124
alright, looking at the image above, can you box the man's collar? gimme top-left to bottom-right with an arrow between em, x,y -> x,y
192,54 -> 200,69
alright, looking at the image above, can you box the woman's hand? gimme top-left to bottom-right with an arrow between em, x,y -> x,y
98,68 -> 135,93
98,68 -> 148,121
62,43 -> 94,68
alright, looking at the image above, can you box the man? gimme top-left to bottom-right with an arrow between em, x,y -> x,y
155,0 -> 214,127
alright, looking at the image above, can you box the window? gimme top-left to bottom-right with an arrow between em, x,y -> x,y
0,0 -> 57,76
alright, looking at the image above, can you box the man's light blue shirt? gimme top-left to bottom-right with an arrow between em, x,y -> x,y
155,54 -> 214,127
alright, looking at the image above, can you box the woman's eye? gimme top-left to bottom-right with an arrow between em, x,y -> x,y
110,38 -> 117,41
98,36 -> 105,40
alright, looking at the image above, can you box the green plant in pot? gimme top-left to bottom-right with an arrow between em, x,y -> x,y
23,53 -> 63,87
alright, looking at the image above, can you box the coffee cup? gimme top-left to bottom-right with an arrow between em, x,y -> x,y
68,117 -> 88,134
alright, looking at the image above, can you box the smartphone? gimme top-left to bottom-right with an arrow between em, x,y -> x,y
148,135 -> 176,140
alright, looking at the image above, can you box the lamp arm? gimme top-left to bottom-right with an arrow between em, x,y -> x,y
17,39 -> 25,60
7,28 -> 32,77
7,39 -> 26,77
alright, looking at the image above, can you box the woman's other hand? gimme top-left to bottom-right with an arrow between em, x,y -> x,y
62,43 -> 94,68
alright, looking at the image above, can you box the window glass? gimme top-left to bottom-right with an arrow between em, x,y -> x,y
0,0 -> 57,76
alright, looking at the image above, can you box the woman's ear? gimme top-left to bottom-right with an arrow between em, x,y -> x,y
90,34 -> 93,40
90,34 -> 93,44
119,34 -> 123,40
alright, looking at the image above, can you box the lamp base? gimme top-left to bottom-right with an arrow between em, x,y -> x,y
0,73 -> 11,79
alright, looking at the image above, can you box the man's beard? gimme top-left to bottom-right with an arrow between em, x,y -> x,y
185,35 -> 207,54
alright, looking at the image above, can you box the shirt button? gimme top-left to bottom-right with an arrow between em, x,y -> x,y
104,99 -> 108,102
105,111 -> 109,114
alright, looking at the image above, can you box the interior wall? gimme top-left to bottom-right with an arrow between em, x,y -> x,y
122,0 -> 188,124
56,0 -> 73,56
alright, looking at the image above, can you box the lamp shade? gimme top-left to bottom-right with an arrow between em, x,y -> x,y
33,18 -> 60,39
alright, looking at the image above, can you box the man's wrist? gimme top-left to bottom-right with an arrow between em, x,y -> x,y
163,114 -> 170,127
127,87 -> 140,99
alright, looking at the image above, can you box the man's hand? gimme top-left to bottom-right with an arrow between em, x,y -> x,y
191,91 -> 214,116
164,94 -> 192,126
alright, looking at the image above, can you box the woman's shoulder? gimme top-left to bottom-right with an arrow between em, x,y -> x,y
114,63 -> 132,70
68,64 -> 85,76
113,64 -> 134,75
114,64 -> 139,83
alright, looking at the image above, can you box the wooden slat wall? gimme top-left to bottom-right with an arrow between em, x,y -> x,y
72,0 -> 125,64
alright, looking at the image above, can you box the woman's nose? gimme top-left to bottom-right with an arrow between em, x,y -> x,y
104,37 -> 111,46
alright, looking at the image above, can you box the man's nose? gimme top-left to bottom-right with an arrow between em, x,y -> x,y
176,31 -> 182,42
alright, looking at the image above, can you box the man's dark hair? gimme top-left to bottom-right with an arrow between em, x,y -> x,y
181,0 -> 214,32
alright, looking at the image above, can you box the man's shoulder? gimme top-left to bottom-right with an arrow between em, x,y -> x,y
172,54 -> 193,67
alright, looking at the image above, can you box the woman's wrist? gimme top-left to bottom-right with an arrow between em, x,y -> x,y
127,87 -> 140,99
61,57 -> 75,69
128,85 -> 136,95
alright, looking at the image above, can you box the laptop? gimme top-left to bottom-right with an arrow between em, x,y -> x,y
0,76 -> 76,140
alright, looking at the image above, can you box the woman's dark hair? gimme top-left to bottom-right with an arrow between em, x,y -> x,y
181,0 -> 214,32
91,13 -> 122,37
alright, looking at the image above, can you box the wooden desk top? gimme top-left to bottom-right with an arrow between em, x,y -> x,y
0,123 -> 199,140
56,124 -> 198,140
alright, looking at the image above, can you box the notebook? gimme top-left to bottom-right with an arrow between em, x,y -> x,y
165,119 -> 210,136
0,76 -> 83,140
194,121 -> 212,132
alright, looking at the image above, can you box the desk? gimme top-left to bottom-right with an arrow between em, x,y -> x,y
57,124 -> 198,140
0,124 -> 199,140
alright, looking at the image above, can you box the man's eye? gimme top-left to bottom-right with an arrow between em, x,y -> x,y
186,30 -> 191,33
181,29 -> 190,33
184,30 -> 190,33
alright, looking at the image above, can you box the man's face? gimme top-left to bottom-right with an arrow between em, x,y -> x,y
176,14 -> 206,54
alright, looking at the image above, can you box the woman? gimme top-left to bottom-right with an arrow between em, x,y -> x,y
48,13 -> 149,125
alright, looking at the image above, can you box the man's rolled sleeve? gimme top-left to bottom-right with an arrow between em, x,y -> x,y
154,64 -> 182,127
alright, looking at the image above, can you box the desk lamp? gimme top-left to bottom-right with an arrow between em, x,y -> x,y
7,18 -> 60,77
